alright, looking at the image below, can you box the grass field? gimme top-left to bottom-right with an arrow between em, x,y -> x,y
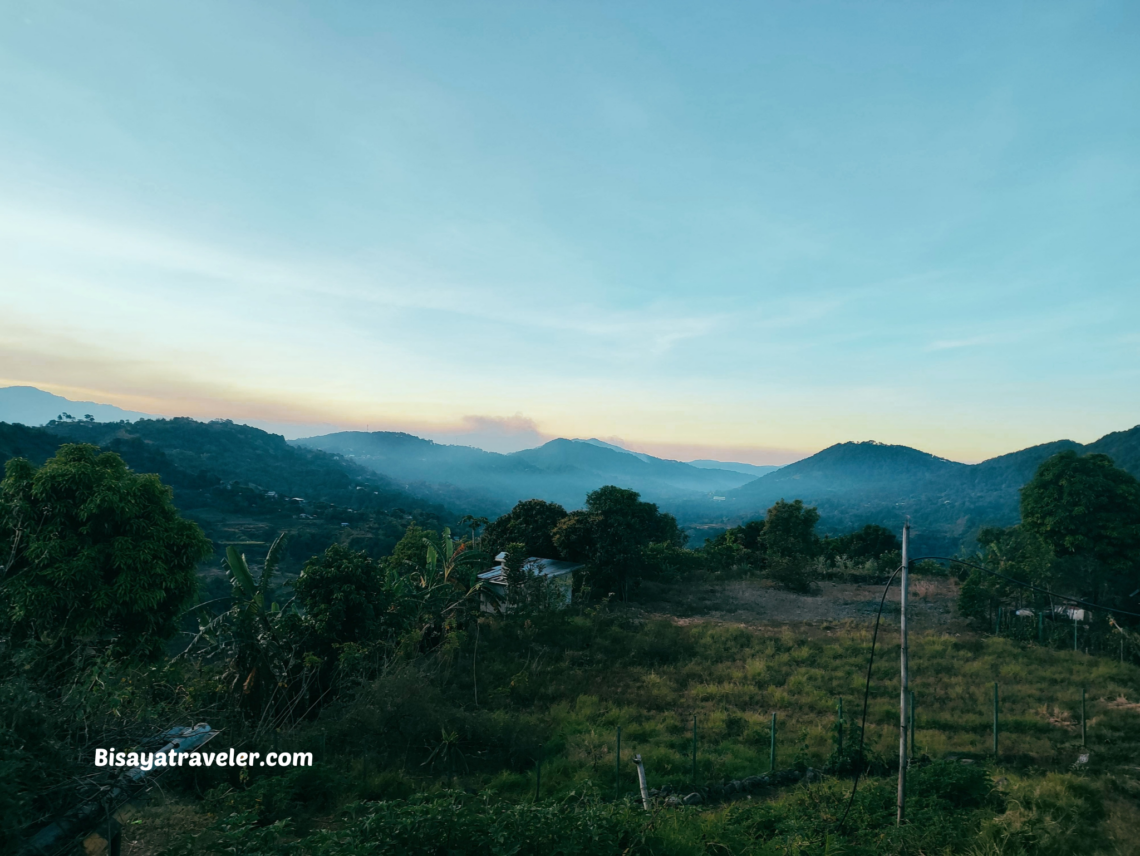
140,579 -> 1140,855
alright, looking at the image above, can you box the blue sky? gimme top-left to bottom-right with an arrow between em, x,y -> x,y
1,1 -> 1138,462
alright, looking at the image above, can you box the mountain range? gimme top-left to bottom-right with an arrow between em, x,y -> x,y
677,429 -> 1140,553
0,385 -> 151,425
290,431 -> 759,516
2,386 -> 1138,558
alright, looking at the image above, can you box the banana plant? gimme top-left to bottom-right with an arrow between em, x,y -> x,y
186,533 -> 296,720
226,531 -> 288,616
421,527 -> 490,621
422,527 -> 485,588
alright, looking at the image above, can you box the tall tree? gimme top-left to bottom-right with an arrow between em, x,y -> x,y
0,444 -> 212,659
1020,450 -> 1140,610
294,544 -> 410,649
763,499 -> 821,559
553,486 -> 682,600
483,499 -> 568,559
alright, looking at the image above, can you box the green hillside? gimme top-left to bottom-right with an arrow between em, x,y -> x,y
685,428 -> 1140,554
2,418 -> 452,575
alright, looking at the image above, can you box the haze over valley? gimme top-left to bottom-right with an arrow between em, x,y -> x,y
5,385 -> 1137,558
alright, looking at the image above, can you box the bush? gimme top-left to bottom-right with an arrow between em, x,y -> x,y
973,773 -> 1107,856
766,555 -> 816,594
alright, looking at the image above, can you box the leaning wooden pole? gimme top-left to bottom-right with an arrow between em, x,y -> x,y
633,754 -> 650,811
897,520 -> 910,826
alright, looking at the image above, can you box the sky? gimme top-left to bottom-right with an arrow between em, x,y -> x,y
1,2 -> 1138,463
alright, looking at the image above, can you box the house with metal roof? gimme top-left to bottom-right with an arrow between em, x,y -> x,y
477,552 -> 581,611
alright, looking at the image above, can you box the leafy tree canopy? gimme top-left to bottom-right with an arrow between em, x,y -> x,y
0,444 -> 211,660
1020,450 -> 1140,569
763,499 -> 821,558
383,522 -> 434,577
553,486 -> 682,600
822,524 -> 900,564
294,544 -> 408,650
484,499 -> 568,559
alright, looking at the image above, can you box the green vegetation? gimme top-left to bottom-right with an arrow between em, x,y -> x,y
553,485 -> 684,600
3,440 -> 1140,854
153,614 -> 1140,855
19,417 -> 451,573
958,449 -> 1140,651
1,444 -> 212,661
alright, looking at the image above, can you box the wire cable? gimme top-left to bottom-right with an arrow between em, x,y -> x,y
825,552 -> 1136,851
833,563 -> 902,835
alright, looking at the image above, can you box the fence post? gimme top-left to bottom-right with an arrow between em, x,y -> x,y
1081,687 -> 1087,747
992,682 -> 999,759
1074,617 -> 1078,651
692,716 -> 698,783
836,698 -> 844,759
770,712 -> 777,773
1038,612 -> 1044,644
535,751 -> 542,800
615,726 -> 621,790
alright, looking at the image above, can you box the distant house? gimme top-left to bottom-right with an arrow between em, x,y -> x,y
477,552 -> 581,612
1054,605 -> 1087,622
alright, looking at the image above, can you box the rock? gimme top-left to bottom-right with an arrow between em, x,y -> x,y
960,759 -> 975,765
724,781 -> 739,794
665,796 -> 681,807
742,776 -> 763,789
648,788 -> 660,797
683,793 -> 703,806
804,768 -> 822,783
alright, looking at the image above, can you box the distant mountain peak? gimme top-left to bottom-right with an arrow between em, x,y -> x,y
573,438 -> 656,463
0,385 -> 153,426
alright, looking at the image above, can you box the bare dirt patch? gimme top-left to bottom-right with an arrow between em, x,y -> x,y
633,575 -> 962,630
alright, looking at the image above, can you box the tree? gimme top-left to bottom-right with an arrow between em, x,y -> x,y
383,522 -> 434,577
294,544 -> 407,649
763,499 -> 821,559
483,499 -> 568,559
959,525 -> 1056,623
457,514 -> 491,547
823,524 -> 900,565
1021,451 -> 1140,610
0,444 -> 211,660
552,486 -> 682,600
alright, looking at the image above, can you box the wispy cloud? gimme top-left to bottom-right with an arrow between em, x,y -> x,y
0,206 -> 726,358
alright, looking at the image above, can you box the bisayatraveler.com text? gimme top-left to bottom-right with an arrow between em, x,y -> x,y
94,748 -> 312,769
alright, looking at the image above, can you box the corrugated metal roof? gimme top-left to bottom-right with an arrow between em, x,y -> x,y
478,556 -> 582,585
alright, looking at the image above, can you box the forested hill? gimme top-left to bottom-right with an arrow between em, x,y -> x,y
292,431 -> 755,514
0,419 -> 451,573
684,428 -> 1140,554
